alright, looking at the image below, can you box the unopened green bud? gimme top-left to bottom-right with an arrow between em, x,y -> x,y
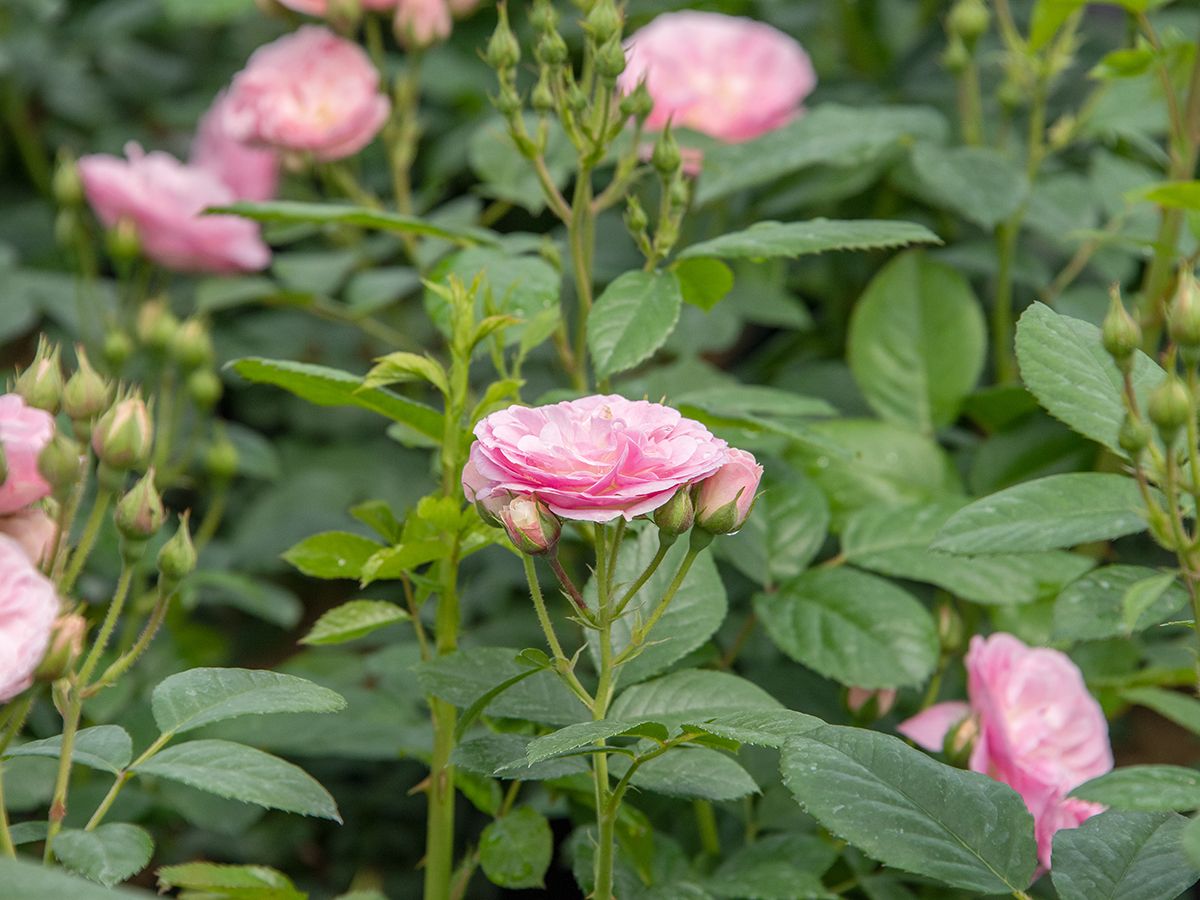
652,488 -> 693,536
496,82 -> 523,117
626,81 -> 654,122
93,395 -> 153,470
204,434 -> 239,483
942,35 -> 969,73
595,36 -> 627,81
1170,273 -> 1200,350
947,0 -> 989,47
136,299 -> 179,355
157,512 -> 197,592
34,615 -> 86,683
55,210 -> 81,249
998,74 -> 1024,111
532,71 -> 556,114
1102,289 -> 1141,371
115,469 -> 165,559
103,330 -> 133,371
943,713 -> 979,768
14,340 -> 63,413
567,84 -> 588,113
669,176 -> 691,211
172,319 -> 215,371
485,5 -> 521,71
62,346 -> 112,425
935,599 -> 964,654
1118,412 -> 1152,457
1148,375 -> 1192,445
585,0 -> 621,46
536,31 -> 568,66
106,217 -> 140,264
651,124 -> 682,177
37,434 -> 82,500
529,0 -> 557,33
187,369 -> 223,411
845,686 -> 898,722
52,153 -> 84,208
625,196 -> 649,235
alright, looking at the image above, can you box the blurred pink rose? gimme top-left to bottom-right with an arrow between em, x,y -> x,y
466,395 -> 729,523
78,144 -> 271,273
0,394 -> 54,516
619,12 -> 816,144
395,0 -> 451,48
276,0 -> 399,15
224,26 -> 390,162
446,0 -> 478,15
0,533 -> 60,702
898,634 -> 1112,868
694,447 -> 762,533
192,92 -> 280,203
0,508 -> 57,567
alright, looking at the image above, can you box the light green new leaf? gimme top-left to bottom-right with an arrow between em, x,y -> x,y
54,825 -> 153,887
908,145 -> 1028,229
1054,566 -> 1189,642
1052,811 -> 1200,900
0,858 -> 154,899
157,862 -> 304,900
136,740 -> 341,821
1123,572 -> 1181,634
282,531 -> 382,580
848,251 -> 986,433
1072,765 -> 1200,812
152,668 -> 345,736
210,200 -> 496,245
1137,180 -> 1200,210
932,473 -> 1148,554
362,352 -> 449,396
4,725 -> 132,774
1015,303 -> 1166,456
480,806 -> 554,890
588,270 -> 683,379
781,725 -> 1038,894
678,219 -> 939,261
756,568 -> 938,689
673,257 -> 734,311
301,600 -> 410,646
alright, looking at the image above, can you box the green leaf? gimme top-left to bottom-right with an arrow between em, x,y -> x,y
136,740 -> 341,821
157,863 -> 305,900
679,219 -> 940,261
756,568 -> 938,689
230,358 -> 445,441
301,600 -> 410,646
479,806 -> 554,890
468,115 -> 574,214
673,385 -> 835,420
588,270 -> 683,379
359,540 -> 448,585
843,500 -> 1095,605
673,257 -> 734,311
362,352 -> 449,396
8,822 -> 48,846
54,825 -> 153,887
1123,572 -> 1182,634
615,747 -> 760,801
186,571 -> 302,629
609,669 -> 782,726
453,733 -> 589,781
932,473 -> 1149,554
847,251 -> 986,432
1051,811 -> 1200,900
282,531 -> 383,580
0,858 -> 154,899
1015,303 -> 1166,456
696,104 -> 949,205
721,470 -> 831,587
708,833 -> 840,900
1122,688 -> 1200,737
4,726 -> 132,774
415,647 -> 589,725
1072,765 -> 1200,812
210,200 -> 496,245
781,724 -> 1038,893
1134,180 -> 1200,210
907,145 -> 1028,229
1055,566 -> 1189,642
682,710 -> 824,750
525,719 -> 668,765
1184,816 -> 1200,869
586,527 -> 726,685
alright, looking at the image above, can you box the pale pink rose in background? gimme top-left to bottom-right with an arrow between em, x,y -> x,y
446,0 -> 478,15
898,634 -> 1112,868
847,686 -> 898,717
395,0 -> 452,48
466,395 -> 729,523
619,12 -> 816,144
192,92 -> 280,203
78,145 -> 270,273
276,0 -> 400,15
0,508 -> 58,566
224,26 -> 391,162
0,394 -> 55,516
694,447 -> 762,533
0,534 -> 60,702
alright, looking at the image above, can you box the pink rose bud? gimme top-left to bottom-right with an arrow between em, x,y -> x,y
694,448 -> 763,534
191,91 -> 280,203
618,12 -> 816,158
394,0 -> 452,48
224,26 -> 391,162
13,341 -> 64,414
846,686 -> 898,720
499,497 -> 561,556
35,613 -> 86,683
468,396 -> 728,523
78,144 -> 270,274
92,395 -> 154,471
0,533 -> 60,702
115,469 -> 166,546
897,634 -> 1112,869
0,394 -> 55,516
0,507 -> 59,567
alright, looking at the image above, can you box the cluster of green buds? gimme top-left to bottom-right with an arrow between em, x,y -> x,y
942,0 -> 989,72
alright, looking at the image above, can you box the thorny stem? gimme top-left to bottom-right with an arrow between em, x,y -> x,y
523,555 -> 593,708
60,489 -> 113,595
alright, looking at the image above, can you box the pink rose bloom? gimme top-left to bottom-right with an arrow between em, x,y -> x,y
78,144 -> 271,273
694,447 -> 763,533
0,394 -> 55,516
0,533 -> 60,702
192,92 -> 280,203
899,634 -> 1112,869
395,0 -> 452,48
224,26 -> 391,162
619,12 -> 816,144
276,0 -> 399,15
0,508 -> 58,567
465,395 -> 729,523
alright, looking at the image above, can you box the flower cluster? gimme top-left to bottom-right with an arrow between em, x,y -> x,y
899,633 -> 1113,868
463,395 -> 762,553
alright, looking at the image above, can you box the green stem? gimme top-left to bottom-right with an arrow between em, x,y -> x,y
570,168 -> 596,390
0,697 -> 32,756
694,799 -> 720,857
60,489 -> 113,596
78,564 -> 135,689
192,484 -> 228,552
957,60 -> 984,145
85,731 -> 172,832
613,534 -> 674,617
523,556 -> 593,708
626,544 -> 702,652
0,764 -> 14,858
425,543 -> 461,900
591,523 -> 617,900
548,552 -> 589,615
87,585 -> 171,694
44,689 -> 81,861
